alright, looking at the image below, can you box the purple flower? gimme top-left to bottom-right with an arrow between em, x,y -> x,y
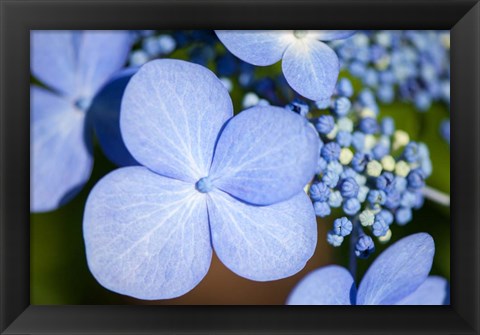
288,233 -> 449,305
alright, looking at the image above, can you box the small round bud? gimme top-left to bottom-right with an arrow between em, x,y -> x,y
368,190 -> 387,205
378,229 -> 392,243
355,235 -> 375,259
376,172 -> 395,192
316,115 -> 335,134
321,142 -> 341,162
352,131 -> 366,152
326,125 -> 339,140
336,131 -> 353,147
407,168 -> 425,189
340,177 -> 359,198
403,141 -> 419,163
364,135 -> 377,151
372,216 -> 389,237
310,182 -> 331,202
376,209 -> 394,225
372,143 -> 389,160
367,160 -> 383,177
393,130 -> 410,150
339,148 -> 354,165
327,231 -> 344,247
359,117 -> 379,134
343,198 -> 361,215
336,78 -> 353,98
323,170 -> 340,188
381,155 -> 396,171
357,185 -> 370,202
337,117 -> 354,133
328,190 -> 343,208
333,217 -> 353,237
380,117 -> 395,136
314,201 -> 331,218
395,160 -> 411,177
396,207 -> 413,225
359,210 -> 375,227
360,108 -> 377,119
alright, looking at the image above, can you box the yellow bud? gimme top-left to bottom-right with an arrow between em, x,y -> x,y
378,229 -> 392,243
381,155 -> 396,171
375,55 -> 390,70
360,108 -> 376,118
393,130 -> 410,150
326,125 -> 338,140
367,160 -> 383,177
395,160 -> 411,177
364,135 -> 376,151
339,148 -> 354,165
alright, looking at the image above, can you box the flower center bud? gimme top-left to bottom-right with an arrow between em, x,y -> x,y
195,176 -> 214,193
293,30 -> 308,39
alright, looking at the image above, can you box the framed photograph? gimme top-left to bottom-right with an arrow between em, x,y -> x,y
1,0 -> 479,334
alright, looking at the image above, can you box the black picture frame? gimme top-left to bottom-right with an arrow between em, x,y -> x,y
1,0 -> 479,334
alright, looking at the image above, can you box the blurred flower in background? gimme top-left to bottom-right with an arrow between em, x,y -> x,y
30,30 -> 134,212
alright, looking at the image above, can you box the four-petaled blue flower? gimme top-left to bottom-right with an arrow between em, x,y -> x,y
288,233 -> 449,305
215,30 -> 356,101
31,30 -> 134,212
83,59 -> 320,300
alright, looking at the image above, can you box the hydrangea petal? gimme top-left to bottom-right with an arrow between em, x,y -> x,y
31,31 -> 78,96
76,31 -> 133,98
90,67 -> 138,167
215,30 -> 293,66
396,276 -> 450,305
309,30 -> 357,41
282,39 -> 340,101
31,86 -> 93,212
83,166 -> 212,300
357,233 -> 435,305
287,265 -> 355,305
209,106 -> 319,205
121,59 -> 233,183
207,190 -> 317,281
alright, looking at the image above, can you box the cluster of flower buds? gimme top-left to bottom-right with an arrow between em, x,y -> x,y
288,78 -> 432,258
332,30 -> 450,109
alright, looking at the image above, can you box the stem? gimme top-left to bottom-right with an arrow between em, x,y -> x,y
422,185 -> 450,207
348,219 -> 359,281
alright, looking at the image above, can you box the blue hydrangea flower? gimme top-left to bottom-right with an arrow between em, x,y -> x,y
31,30 -> 133,212
288,233 -> 449,305
299,83 -> 433,255
215,30 -> 356,101
333,30 -> 450,109
83,59 -> 320,300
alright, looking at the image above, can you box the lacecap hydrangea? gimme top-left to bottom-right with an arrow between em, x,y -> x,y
287,78 -> 432,258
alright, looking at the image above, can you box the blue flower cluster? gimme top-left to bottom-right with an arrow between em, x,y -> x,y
332,30 -> 450,110
333,30 -> 451,144
293,78 -> 432,258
